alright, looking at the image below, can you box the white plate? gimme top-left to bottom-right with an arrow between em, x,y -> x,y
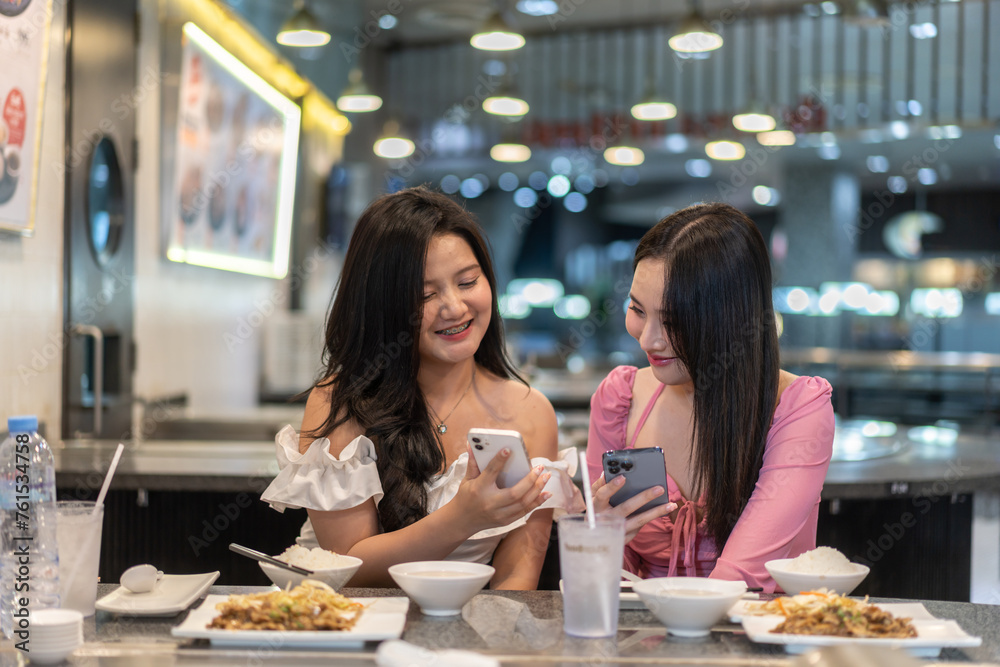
741,603 -> 981,657
171,595 -> 408,648
96,572 -> 220,616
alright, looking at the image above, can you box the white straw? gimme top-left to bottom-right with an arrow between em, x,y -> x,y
578,450 -> 596,528
93,443 -> 124,515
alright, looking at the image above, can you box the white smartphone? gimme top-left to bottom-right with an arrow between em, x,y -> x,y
467,428 -> 534,489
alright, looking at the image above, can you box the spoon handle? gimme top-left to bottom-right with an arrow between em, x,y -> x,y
229,543 -> 313,576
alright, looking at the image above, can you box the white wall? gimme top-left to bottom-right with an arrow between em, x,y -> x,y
0,3 -> 66,438
1,0 -> 347,438
132,0 -> 304,413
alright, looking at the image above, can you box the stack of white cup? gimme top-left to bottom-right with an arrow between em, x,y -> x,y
23,609 -> 83,664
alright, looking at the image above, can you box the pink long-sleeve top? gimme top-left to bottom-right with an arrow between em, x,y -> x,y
586,366 -> 835,593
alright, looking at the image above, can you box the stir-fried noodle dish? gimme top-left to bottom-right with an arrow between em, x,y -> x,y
208,580 -> 364,631
759,590 -> 917,639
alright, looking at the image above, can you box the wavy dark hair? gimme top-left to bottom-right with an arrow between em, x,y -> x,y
634,202 -> 780,550
308,186 -> 523,533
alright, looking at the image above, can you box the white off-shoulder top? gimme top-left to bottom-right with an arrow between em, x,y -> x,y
261,425 -> 583,565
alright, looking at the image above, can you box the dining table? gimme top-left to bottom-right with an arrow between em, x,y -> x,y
4,585 -> 1000,666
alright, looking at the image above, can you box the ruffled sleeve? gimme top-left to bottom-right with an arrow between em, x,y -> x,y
586,366 -> 637,484
261,425 -> 384,513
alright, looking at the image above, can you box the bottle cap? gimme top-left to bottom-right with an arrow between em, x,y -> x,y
7,415 -> 38,433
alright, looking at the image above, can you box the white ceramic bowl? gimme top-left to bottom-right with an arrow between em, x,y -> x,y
633,577 -> 748,637
765,558 -> 870,595
388,560 -> 494,616
259,553 -> 363,591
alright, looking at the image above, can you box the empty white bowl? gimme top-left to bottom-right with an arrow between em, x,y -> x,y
25,608 -> 83,664
633,577 -> 748,637
765,558 -> 870,595
259,553 -> 363,591
388,561 -> 494,616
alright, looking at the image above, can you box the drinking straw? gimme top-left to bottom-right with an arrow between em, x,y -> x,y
93,443 -> 124,516
578,450 -> 596,528
61,443 -> 124,609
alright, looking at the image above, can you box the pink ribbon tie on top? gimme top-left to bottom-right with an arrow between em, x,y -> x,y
667,498 -> 700,577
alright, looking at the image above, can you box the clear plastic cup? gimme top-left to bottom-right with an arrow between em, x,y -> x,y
56,501 -> 104,616
558,513 -> 625,637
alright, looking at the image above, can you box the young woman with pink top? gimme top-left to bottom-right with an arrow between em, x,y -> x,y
587,202 -> 835,593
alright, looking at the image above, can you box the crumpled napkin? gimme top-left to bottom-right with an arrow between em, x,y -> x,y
376,640 -> 500,667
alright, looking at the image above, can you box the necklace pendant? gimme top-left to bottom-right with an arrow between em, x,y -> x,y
437,424 -> 448,434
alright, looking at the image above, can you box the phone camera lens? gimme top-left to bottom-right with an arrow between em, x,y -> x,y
622,461 -> 634,471
471,437 -> 481,444
608,464 -> 620,474
474,444 -> 484,450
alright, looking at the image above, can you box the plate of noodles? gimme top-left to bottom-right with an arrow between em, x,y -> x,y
171,581 -> 408,647
740,590 -> 981,657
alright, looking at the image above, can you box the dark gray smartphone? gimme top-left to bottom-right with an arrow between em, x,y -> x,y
602,447 -> 671,515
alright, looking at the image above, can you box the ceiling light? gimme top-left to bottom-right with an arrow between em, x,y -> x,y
277,2 -> 331,47
516,0 -> 559,16
336,68 -> 382,113
631,98 -> 677,121
471,11 -> 525,51
669,9 -> 723,53
482,95 -> 529,116
705,140 -> 745,160
373,121 -> 414,159
490,143 -> 531,162
604,146 -> 645,166
757,130 -> 795,146
732,108 -> 776,132
844,0 -> 891,27
866,155 -> 889,173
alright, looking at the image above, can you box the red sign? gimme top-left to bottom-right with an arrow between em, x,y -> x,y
3,88 -> 27,146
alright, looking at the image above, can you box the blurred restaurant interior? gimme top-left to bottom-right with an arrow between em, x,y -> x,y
1,0 -> 999,604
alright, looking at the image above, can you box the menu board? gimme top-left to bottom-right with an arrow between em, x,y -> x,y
166,22 -> 301,278
0,0 -> 52,234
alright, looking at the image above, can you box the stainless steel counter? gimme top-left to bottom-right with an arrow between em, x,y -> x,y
54,424 -> 1000,500
4,586 -> 999,665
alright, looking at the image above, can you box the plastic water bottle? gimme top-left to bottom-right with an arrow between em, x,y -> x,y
1,416 -> 60,641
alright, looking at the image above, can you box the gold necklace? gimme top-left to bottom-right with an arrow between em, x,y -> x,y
428,368 -> 476,434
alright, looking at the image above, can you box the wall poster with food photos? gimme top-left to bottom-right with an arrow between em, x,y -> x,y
166,22 -> 301,279
0,0 -> 53,234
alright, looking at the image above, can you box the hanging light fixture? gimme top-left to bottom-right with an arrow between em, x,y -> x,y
731,28 -> 774,132
373,120 -> 415,159
631,97 -> 678,121
757,130 -> 796,146
491,142 -> 531,162
277,1 -> 331,47
668,3 -> 722,54
336,68 -> 382,113
705,140 -> 745,160
732,106 -> 776,132
604,145 -> 645,166
483,94 -> 529,117
844,0 -> 891,27
471,10 -> 525,51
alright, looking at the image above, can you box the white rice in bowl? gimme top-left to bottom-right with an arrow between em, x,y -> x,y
275,545 -> 343,570
784,546 -> 856,575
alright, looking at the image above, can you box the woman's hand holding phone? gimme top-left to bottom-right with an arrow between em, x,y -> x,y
453,445 -> 552,535
592,474 -> 676,543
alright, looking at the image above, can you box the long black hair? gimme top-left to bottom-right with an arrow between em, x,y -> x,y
634,202 -> 780,550
309,186 -> 523,532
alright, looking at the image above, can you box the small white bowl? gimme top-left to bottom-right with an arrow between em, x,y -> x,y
764,558 -> 870,595
633,577 -> 748,637
388,561 -> 494,616
259,554 -> 363,591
